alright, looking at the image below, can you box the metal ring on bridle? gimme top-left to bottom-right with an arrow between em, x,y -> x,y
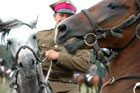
83,33 -> 97,46
109,77 -> 115,84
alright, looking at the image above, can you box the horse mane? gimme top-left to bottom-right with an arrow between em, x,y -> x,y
0,19 -> 36,42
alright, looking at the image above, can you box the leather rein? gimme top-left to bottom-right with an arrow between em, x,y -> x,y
81,0 -> 140,92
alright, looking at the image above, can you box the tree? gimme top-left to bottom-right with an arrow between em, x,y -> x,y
0,44 -> 12,68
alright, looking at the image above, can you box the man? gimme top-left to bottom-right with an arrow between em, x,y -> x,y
37,0 -> 90,93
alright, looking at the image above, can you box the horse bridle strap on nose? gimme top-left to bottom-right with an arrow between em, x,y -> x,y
82,9 -> 101,32
15,46 -> 40,64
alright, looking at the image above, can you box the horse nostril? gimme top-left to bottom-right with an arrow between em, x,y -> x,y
19,62 -> 23,67
31,59 -> 35,65
58,24 -> 67,32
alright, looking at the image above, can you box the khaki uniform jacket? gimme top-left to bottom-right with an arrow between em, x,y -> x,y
37,29 -> 90,92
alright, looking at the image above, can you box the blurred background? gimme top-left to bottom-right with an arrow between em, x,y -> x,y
0,0 -> 102,30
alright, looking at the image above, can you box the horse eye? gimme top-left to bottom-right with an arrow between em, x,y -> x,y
7,40 -> 12,45
108,3 -> 118,9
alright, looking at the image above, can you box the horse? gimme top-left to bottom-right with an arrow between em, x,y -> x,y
0,18 -> 52,93
56,0 -> 140,93
74,64 -> 102,93
0,65 -> 8,83
0,58 -> 8,83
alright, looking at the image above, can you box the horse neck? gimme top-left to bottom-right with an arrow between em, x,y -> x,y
110,38 -> 140,76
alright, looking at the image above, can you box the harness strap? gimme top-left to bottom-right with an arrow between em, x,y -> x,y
82,9 -> 101,32
15,46 -> 40,64
102,74 -> 140,90
136,16 -> 140,39
110,32 -> 137,52
10,67 -> 20,93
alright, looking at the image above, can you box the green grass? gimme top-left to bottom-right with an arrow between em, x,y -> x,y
0,78 -> 10,93
0,78 -> 95,93
80,84 -> 96,93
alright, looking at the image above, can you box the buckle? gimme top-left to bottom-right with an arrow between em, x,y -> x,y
109,77 -> 115,84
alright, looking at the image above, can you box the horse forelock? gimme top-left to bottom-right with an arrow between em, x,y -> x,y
0,19 -> 36,43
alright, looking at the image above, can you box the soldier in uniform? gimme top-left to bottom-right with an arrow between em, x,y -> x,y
37,0 -> 90,93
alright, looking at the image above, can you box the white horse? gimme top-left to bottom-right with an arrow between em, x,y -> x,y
0,18 -> 52,93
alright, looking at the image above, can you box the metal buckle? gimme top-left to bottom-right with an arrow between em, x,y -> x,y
109,77 -> 115,84
83,33 -> 97,46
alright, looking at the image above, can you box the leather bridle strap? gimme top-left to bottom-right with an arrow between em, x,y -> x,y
15,46 -> 40,64
82,9 -> 101,32
102,74 -> 140,90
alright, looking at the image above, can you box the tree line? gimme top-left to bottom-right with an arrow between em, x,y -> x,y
0,44 -> 12,68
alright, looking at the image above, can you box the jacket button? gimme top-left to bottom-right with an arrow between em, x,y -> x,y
54,45 -> 58,48
42,44 -> 45,46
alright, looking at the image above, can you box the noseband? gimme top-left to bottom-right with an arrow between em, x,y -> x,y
15,46 -> 40,64
81,0 -> 140,92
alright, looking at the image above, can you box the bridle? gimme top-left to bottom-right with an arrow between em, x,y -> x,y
81,0 -> 140,92
11,45 -> 50,93
82,7 -> 140,47
15,46 -> 40,64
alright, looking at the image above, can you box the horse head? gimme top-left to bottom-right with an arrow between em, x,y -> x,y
56,0 -> 140,93
56,0 -> 140,54
0,18 -> 39,79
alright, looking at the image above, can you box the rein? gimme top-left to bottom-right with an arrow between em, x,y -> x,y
81,0 -> 140,92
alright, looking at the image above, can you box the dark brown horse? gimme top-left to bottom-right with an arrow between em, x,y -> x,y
56,0 -> 140,93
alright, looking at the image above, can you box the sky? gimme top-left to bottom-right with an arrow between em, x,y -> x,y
0,0 -> 102,31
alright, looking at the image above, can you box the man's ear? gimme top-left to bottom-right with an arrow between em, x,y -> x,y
53,13 -> 57,21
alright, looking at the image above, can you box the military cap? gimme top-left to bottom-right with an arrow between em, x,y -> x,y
50,0 -> 77,14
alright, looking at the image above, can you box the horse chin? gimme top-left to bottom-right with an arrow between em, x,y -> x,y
64,39 -> 85,54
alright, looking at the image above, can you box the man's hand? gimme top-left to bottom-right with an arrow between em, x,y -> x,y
45,50 -> 59,60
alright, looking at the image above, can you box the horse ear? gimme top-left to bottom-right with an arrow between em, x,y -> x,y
29,15 -> 39,29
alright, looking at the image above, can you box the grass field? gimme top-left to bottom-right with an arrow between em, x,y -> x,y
0,78 -> 95,93
0,78 -> 9,93
80,84 -> 96,93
